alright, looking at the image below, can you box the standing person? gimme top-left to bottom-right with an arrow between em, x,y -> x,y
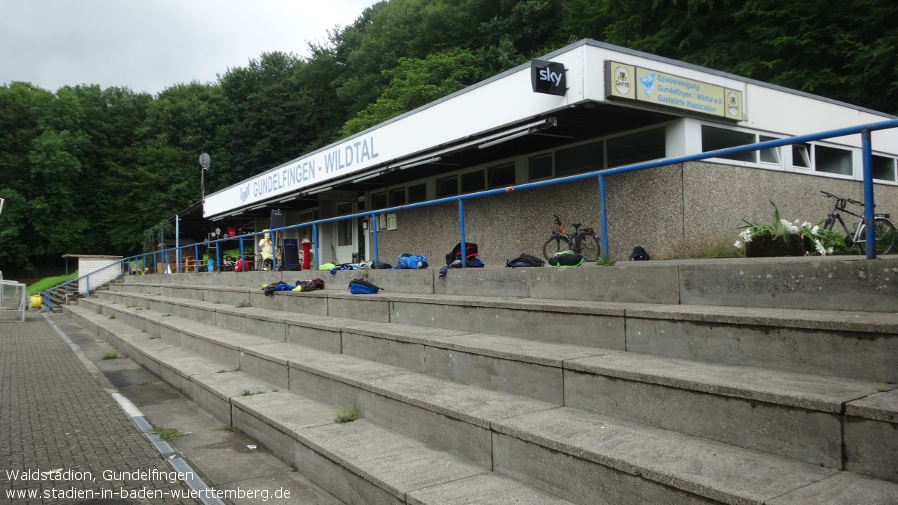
259,230 -> 274,270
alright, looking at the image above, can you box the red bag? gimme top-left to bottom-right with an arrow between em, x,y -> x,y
234,258 -> 248,272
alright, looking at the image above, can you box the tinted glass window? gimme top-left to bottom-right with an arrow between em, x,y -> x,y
701,125 -> 754,162
529,154 -> 553,180
607,128 -> 665,168
488,163 -> 516,189
556,141 -> 603,177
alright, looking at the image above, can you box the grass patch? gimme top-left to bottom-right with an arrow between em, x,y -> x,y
102,351 -> 119,360
333,403 -> 360,423
95,306 -> 102,314
595,256 -> 616,266
236,301 -> 250,308
26,272 -> 79,296
153,428 -> 184,442
108,314 -> 116,320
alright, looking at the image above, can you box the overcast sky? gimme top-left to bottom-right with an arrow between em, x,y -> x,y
0,0 -> 379,95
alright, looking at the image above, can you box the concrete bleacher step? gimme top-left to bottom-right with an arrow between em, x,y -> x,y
65,304 -> 572,505
106,279 -> 898,384
86,290 -> 897,473
65,298 -> 898,504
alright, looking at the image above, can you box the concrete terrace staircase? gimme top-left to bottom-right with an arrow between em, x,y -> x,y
63,257 -> 898,504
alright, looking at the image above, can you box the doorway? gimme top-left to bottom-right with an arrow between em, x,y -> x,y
335,202 -> 356,264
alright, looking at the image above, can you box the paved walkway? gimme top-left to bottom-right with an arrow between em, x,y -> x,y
1,312 -> 200,505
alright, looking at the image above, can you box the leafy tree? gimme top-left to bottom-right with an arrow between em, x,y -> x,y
215,52 -> 309,185
562,0 -> 898,114
340,47 -> 490,135
103,145 -> 192,252
0,189 -> 31,269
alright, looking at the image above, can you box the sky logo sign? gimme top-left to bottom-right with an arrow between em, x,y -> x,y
530,59 -> 567,96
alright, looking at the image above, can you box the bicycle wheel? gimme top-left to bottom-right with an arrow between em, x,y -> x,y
577,233 -> 601,262
858,218 -> 896,255
543,234 -> 573,260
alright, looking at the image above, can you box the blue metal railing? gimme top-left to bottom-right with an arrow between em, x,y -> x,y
42,261 -> 124,312
46,117 -> 898,301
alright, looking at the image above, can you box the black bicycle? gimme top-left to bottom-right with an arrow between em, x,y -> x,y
542,214 -> 601,262
820,191 -> 895,255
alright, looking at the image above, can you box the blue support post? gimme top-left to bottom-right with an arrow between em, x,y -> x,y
273,232 -> 279,271
598,175 -> 609,258
458,200 -> 467,268
862,129 -> 876,259
176,216 -> 182,273
86,277 -> 90,298
371,214 -> 379,264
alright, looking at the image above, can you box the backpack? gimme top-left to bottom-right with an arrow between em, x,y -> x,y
445,242 -> 479,265
294,278 -> 324,292
233,258 -> 248,272
349,279 -> 382,294
505,253 -> 545,268
262,281 -> 293,296
397,254 -> 429,269
629,246 -> 650,261
547,250 -> 584,267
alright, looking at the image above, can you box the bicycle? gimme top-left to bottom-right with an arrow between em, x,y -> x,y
542,214 -> 601,262
820,190 -> 895,255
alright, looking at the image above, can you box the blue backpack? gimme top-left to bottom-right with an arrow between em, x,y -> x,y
349,279 -> 382,294
396,254 -> 429,269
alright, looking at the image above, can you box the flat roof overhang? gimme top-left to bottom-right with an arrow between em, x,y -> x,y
204,101 -> 678,221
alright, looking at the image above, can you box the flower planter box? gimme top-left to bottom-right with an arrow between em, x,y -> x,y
745,236 -> 810,257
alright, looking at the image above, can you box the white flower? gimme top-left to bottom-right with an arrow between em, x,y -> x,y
780,219 -> 799,233
814,239 -> 827,255
738,229 -> 753,242
734,240 -> 743,249
811,225 -> 820,235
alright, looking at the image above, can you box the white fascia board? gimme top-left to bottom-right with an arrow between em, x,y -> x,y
741,83 -> 898,151
204,46 -> 588,217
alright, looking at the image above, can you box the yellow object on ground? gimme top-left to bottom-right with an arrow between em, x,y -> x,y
30,295 -> 41,309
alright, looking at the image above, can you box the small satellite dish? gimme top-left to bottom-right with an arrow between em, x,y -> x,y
199,152 -> 211,169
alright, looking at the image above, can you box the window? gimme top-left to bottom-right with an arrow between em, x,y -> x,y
758,136 -> 781,164
371,192 -> 387,210
815,145 -> 852,176
388,188 -> 406,207
436,176 -> 458,198
556,141 -> 603,177
873,156 -> 897,182
792,144 -> 811,168
701,125 -> 754,162
461,170 -> 485,194
607,128 -> 666,168
407,183 -> 427,203
529,154 -> 553,180
488,163 -> 515,189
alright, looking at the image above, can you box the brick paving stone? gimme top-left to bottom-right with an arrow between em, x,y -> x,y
1,313 -> 200,504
